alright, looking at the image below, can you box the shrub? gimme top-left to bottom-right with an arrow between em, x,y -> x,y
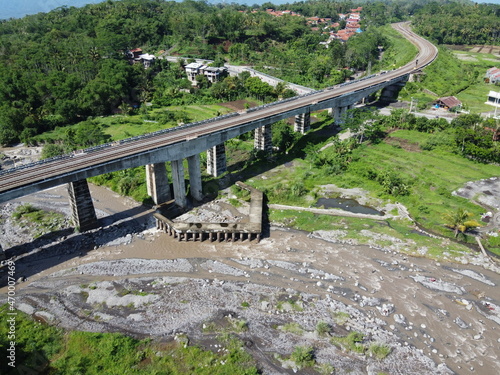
12,203 -> 38,219
290,346 -> 315,368
369,342 -> 391,360
315,321 -> 331,336
280,322 -> 304,335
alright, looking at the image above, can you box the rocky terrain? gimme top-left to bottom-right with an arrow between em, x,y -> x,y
0,144 -> 499,374
1,182 -> 499,375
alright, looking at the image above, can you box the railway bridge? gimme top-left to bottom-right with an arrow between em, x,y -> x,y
0,23 -> 437,248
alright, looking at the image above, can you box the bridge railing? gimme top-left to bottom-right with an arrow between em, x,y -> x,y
0,72 -> 401,178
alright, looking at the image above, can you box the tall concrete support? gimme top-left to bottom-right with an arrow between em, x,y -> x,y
379,79 -> 407,103
254,124 -> 273,153
0,244 -> 5,261
171,159 -> 187,208
187,154 -> 203,201
206,143 -> 227,177
68,179 -> 97,232
294,110 -> 311,134
332,106 -> 349,124
146,163 -> 171,205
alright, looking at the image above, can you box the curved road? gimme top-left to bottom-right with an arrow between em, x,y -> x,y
0,22 -> 437,200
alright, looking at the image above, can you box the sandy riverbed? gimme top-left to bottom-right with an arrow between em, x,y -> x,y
1,183 -> 499,375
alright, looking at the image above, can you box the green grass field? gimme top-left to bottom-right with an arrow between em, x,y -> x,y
376,24 -> 419,71
34,104 -> 233,144
443,46 -> 499,113
0,306 -> 259,375
243,127 -> 499,258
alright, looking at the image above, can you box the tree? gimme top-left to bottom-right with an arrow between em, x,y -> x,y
41,144 -> 66,159
195,74 -> 210,89
442,208 -> 481,239
244,77 -> 274,101
341,107 -> 380,143
272,121 -> 297,151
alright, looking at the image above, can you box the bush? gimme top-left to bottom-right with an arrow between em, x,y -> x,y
369,342 -> 391,360
315,321 -> 331,336
12,203 -> 39,219
290,346 -> 315,368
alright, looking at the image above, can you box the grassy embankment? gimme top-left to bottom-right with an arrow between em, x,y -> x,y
0,305 -> 259,375
397,36 -> 499,114
32,104 -> 241,203
34,104 -> 234,143
234,123 -> 500,258
374,24 -> 418,72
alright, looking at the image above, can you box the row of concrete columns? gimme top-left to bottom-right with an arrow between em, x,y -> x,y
146,155 -> 203,207
66,104 -> 361,232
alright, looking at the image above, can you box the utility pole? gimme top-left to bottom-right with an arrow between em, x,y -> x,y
409,97 -> 417,114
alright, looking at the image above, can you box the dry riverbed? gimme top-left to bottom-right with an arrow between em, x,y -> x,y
1,181 -> 499,375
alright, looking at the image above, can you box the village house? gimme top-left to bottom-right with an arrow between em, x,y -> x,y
486,90 -> 500,108
202,66 -> 228,83
138,53 -> 155,68
184,62 -> 228,85
485,67 -> 500,84
434,96 -> 462,111
126,48 -> 156,68
265,8 -> 301,17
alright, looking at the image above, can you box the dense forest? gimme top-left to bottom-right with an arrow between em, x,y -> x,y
412,1 -> 500,45
0,0 -> 380,145
0,0 -> 498,146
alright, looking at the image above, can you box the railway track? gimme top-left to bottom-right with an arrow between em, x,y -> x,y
0,22 -> 437,199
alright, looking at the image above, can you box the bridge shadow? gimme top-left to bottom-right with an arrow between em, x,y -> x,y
1,114 -> 341,285
221,116 -> 341,186
0,204 -> 153,287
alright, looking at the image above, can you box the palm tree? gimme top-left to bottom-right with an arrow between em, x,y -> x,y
442,208 -> 481,238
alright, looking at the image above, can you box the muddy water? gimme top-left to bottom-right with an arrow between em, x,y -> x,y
1,184 -> 499,375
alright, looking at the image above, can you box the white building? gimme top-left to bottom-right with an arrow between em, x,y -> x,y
138,53 -> 156,68
185,62 -> 206,83
486,91 -> 500,108
184,62 -> 227,85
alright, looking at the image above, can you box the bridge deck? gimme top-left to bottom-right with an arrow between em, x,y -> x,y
0,23 -> 437,203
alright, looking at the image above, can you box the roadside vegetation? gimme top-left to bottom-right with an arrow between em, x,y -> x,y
0,306 -> 259,375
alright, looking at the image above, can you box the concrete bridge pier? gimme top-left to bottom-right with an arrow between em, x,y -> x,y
294,110 -> 310,134
331,105 -> 356,124
171,159 -> 187,208
0,244 -> 5,261
207,143 -> 227,177
146,163 -> 171,205
68,179 -> 97,232
379,79 -> 408,103
187,154 -> 203,201
254,124 -> 273,152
